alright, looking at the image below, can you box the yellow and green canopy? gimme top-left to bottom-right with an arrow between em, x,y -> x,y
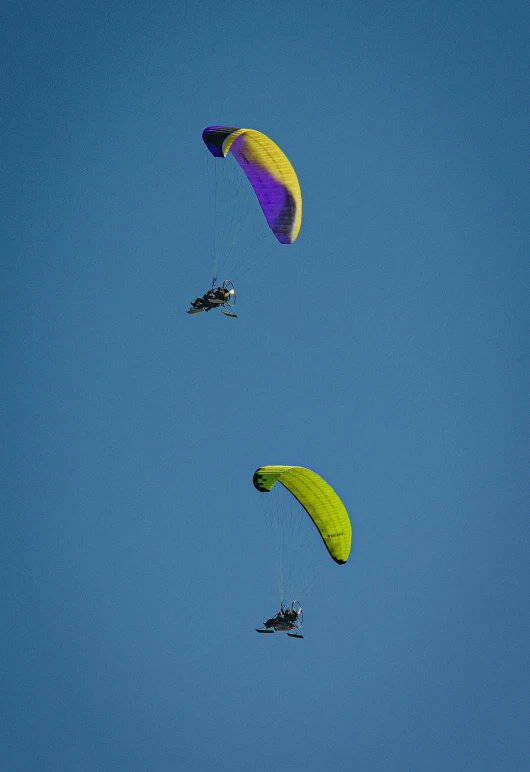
253,466 -> 352,565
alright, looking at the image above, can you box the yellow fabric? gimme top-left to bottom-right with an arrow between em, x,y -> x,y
254,466 -> 352,564
221,128 -> 302,243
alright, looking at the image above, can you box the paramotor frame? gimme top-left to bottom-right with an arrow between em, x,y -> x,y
220,279 -> 236,308
292,599 -> 303,629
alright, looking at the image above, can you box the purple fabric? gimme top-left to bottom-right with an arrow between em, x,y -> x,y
202,126 -> 296,243
202,126 -> 238,157
230,135 -> 295,244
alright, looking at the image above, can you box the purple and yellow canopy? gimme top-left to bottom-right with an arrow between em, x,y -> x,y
202,126 -> 302,244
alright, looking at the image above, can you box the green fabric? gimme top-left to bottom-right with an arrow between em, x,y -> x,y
253,466 -> 352,564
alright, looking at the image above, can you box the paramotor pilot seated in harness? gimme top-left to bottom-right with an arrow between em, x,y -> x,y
190,289 -> 220,311
190,285 -> 231,312
257,602 -> 304,638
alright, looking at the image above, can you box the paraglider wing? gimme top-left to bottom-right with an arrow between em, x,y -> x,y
202,126 -> 302,244
253,466 -> 352,564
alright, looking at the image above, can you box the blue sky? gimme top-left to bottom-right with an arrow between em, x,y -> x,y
2,1 -> 529,770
